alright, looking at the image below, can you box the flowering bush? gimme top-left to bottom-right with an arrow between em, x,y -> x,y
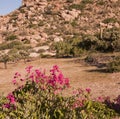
0,65 -> 119,119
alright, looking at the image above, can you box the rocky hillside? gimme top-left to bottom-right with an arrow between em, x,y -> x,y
0,0 -> 120,46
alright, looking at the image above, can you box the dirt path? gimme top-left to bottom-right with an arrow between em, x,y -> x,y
0,58 -> 120,99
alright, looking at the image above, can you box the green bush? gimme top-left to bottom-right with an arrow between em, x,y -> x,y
54,41 -> 72,58
79,35 -> 99,51
97,0 -> 105,5
71,20 -> 78,27
70,47 -> 83,57
0,53 -> 11,69
0,41 -> 22,50
107,56 -> 120,73
8,49 -> 20,62
19,50 -> 30,63
5,34 -> 17,41
44,6 -> 53,15
81,0 -> 93,4
103,18 -> 118,24
99,28 -> 120,52
69,3 -> 86,11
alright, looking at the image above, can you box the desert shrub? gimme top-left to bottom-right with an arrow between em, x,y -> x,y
81,0 -> 93,4
107,56 -> 120,73
54,37 -> 85,57
103,18 -> 118,24
107,28 -> 120,51
19,50 -> 30,63
66,0 -> 73,3
0,53 -> 11,69
0,41 -> 22,50
71,20 -> 78,27
8,49 -> 20,63
44,6 -> 53,15
97,28 -> 120,52
54,41 -> 72,58
79,35 -> 99,51
0,66 -> 117,119
9,41 -> 22,46
15,45 -> 31,50
69,3 -> 86,11
97,0 -> 105,5
19,8 -> 25,13
70,37 -> 86,56
70,47 -> 83,57
54,28 -> 120,55
5,34 -> 17,41
69,0 -> 93,10
85,55 -> 95,63
38,20 -> 45,26
28,24 -> 37,28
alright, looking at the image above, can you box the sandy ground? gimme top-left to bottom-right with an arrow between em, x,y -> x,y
0,58 -> 120,99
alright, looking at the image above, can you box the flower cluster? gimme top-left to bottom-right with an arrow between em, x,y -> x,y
24,65 -> 70,92
48,65 -> 70,90
12,72 -> 22,85
3,93 -> 16,109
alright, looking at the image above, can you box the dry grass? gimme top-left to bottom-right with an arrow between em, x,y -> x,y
0,58 -> 120,99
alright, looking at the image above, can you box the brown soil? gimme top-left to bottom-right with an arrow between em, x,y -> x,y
0,58 -> 120,99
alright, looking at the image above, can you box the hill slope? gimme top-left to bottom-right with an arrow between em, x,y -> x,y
0,0 -> 120,46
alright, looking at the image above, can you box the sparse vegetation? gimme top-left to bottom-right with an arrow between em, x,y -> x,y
0,53 -> 11,69
103,18 -> 118,24
107,56 -> 120,73
5,34 -> 17,41
19,50 -> 30,63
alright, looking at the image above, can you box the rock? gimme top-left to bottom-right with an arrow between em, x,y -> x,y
33,46 -> 49,52
42,51 -> 55,56
29,52 -> 39,58
114,22 -> 120,28
61,9 -> 80,21
110,0 -> 118,2
54,37 -> 63,42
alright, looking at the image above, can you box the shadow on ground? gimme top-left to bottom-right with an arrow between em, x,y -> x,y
85,68 -> 110,73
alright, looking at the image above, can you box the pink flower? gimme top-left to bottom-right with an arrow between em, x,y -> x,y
14,72 -> 21,78
7,93 -> 16,104
35,79 -> 40,83
50,65 -> 59,75
29,73 -> 35,81
3,103 -> 10,109
35,69 -> 41,77
73,90 -> 79,95
58,73 -> 64,84
25,66 -> 33,73
64,78 -> 70,87
86,88 -> 91,94
97,96 -> 104,102
12,79 -> 17,85
53,65 -> 59,72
